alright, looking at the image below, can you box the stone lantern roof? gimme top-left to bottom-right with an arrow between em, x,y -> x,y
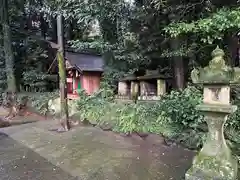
191,46 -> 240,84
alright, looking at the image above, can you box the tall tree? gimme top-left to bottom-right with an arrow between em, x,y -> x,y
1,0 -> 17,92
0,0 -> 19,119
168,13 -> 185,90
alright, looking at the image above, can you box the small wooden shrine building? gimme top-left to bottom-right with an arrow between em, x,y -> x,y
117,70 -> 171,101
65,51 -> 104,99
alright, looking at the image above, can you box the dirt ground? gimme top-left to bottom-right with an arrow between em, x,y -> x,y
0,118 -> 195,180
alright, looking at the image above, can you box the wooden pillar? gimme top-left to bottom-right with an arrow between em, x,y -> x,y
57,14 -> 70,131
72,71 -> 76,94
157,79 -> 166,96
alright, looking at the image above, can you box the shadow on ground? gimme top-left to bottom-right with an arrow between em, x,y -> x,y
0,132 -> 78,180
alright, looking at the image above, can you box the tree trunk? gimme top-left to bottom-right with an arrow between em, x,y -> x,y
168,13 -> 185,90
57,15 -> 70,131
40,13 -> 47,39
1,0 -> 18,119
170,39 -> 185,90
1,0 -> 17,93
226,35 -> 238,67
56,51 -> 70,130
51,16 -> 58,43
66,21 -> 74,41
100,18 -> 118,44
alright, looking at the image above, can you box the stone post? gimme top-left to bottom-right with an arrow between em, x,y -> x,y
186,46 -> 239,180
130,81 -> 139,97
139,81 -> 147,96
118,81 -> 128,96
157,79 -> 166,96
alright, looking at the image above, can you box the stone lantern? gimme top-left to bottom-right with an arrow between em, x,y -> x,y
186,46 -> 240,180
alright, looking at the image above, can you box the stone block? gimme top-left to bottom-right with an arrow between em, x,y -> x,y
131,81 -> 139,95
186,106 -> 238,180
48,98 -> 78,117
157,79 -> 166,96
186,154 -> 238,180
118,81 -> 128,96
203,85 -> 230,105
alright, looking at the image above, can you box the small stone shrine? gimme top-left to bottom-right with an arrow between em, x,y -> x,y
117,70 -> 169,101
186,46 -> 240,180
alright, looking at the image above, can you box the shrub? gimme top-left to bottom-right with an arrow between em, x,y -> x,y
228,108 -> 240,131
75,87 -> 202,144
157,86 -> 204,129
23,91 -> 59,115
74,85 -> 240,151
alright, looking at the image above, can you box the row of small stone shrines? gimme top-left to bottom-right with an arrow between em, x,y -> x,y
117,70 -> 170,101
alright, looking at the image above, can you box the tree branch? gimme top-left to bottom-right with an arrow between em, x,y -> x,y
11,27 -> 60,49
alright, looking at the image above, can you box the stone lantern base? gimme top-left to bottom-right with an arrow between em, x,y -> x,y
185,104 -> 238,180
185,155 -> 238,180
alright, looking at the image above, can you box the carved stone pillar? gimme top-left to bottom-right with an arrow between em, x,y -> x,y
186,46 -> 239,180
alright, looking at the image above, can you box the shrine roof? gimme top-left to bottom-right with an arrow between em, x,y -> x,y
65,51 -> 104,72
137,74 -> 168,80
120,74 -> 170,81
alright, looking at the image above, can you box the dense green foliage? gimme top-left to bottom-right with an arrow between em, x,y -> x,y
29,91 -> 59,114
1,0 -> 240,92
17,91 -> 59,115
165,7 -> 240,44
67,87 -> 238,153
63,87 -> 226,150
